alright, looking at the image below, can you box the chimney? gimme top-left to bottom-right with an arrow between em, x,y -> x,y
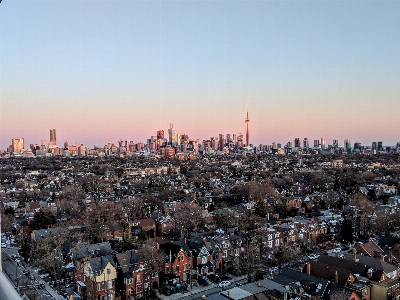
257,281 -> 261,287
352,248 -> 357,262
334,271 -> 338,284
389,248 -> 392,263
381,253 -> 385,261
227,291 -> 230,296
203,238 -> 207,245
306,263 -> 311,275
202,295 -> 206,300
184,238 -> 186,244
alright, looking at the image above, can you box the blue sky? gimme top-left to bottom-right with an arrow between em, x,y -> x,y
1,0 -> 399,149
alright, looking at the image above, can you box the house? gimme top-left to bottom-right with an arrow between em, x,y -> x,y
155,214 -> 175,236
158,240 -> 192,285
115,250 -> 159,300
75,255 -> 117,300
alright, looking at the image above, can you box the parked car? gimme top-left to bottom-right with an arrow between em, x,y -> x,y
307,254 -> 319,260
218,281 -> 231,288
197,278 -> 209,286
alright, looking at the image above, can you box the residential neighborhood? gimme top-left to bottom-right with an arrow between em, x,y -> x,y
1,151 -> 400,300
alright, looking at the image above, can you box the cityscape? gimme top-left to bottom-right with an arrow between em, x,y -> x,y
1,1 -> 400,300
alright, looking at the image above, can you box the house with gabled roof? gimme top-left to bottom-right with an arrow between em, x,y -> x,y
158,240 -> 192,285
75,255 -> 117,300
115,250 -> 159,300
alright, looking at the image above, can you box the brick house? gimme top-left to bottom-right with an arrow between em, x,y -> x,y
159,241 -> 192,285
115,250 -> 159,300
75,255 -> 117,300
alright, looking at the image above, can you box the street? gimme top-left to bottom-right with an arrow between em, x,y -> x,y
1,246 -> 62,300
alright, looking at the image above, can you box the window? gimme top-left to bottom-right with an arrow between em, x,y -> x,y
176,265 -> 179,272
184,264 -> 187,271
137,274 -> 141,282
107,268 -> 111,275
166,266 -> 170,273
107,280 -> 112,289
130,288 -> 134,295
97,283 -> 101,291
163,223 -> 166,228
223,250 -> 227,257
201,257 -> 207,264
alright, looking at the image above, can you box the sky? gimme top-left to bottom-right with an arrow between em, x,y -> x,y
1,0 -> 399,149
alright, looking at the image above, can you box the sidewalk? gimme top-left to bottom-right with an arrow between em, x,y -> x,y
159,275 -> 247,300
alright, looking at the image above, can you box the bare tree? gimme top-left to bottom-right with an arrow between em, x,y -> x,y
172,202 -> 203,239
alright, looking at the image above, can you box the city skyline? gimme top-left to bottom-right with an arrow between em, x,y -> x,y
1,1 -> 399,149
3,124 -> 399,152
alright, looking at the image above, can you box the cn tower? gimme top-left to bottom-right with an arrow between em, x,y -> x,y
245,107 -> 250,146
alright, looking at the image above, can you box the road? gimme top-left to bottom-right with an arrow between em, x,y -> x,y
1,246 -> 63,300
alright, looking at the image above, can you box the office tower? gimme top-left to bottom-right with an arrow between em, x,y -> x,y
50,129 -> 56,145
321,138 -> 326,149
233,134 -> 237,144
176,133 -> 181,146
272,142 -> 277,149
303,138 -> 309,148
314,140 -> 319,148
372,142 -> 377,150
157,130 -> 164,139
11,138 -> 24,152
294,138 -> 301,148
277,143 -> 282,148
344,139 -> 351,152
168,124 -> 177,146
219,134 -> 225,151
237,135 -> 243,148
226,134 -> 232,143
333,140 -> 338,148
377,141 -> 383,151
354,142 -> 362,150
245,108 -> 250,146
287,141 -> 293,148
396,142 -> 400,149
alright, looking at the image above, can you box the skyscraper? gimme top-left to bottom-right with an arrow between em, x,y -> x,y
314,140 -> 320,148
294,138 -> 301,148
11,138 -> 24,152
50,129 -> 56,146
168,124 -> 177,146
245,108 -> 250,146
157,130 -> 164,139
344,139 -> 351,152
377,141 -> 383,151
333,140 -> 339,148
303,138 -> 309,148
321,138 -> 326,149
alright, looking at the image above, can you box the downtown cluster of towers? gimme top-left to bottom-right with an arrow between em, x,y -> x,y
4,108 -> 400,156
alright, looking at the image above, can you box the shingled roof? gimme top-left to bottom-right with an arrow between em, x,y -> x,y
115,250 -> 144,276
88,255 -> 116,276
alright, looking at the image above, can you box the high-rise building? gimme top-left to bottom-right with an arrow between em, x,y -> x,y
314,140 -> 320,148
396,142 -> 400,149
372,142 -> 377,150
333,140 -> 338,148
11,138 -> 24,152
219,134 -> 225,151
294,138 -> 301,148
157,130 -> 164,139
50,129 -> 56,146
245,108 -> 250,146
303,138 -> 309,148
168,124 -> 177,146
354,142 -> 362,150
321,138 -> 326,149
377,141 -> 383,151
344,139 -> 351,152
